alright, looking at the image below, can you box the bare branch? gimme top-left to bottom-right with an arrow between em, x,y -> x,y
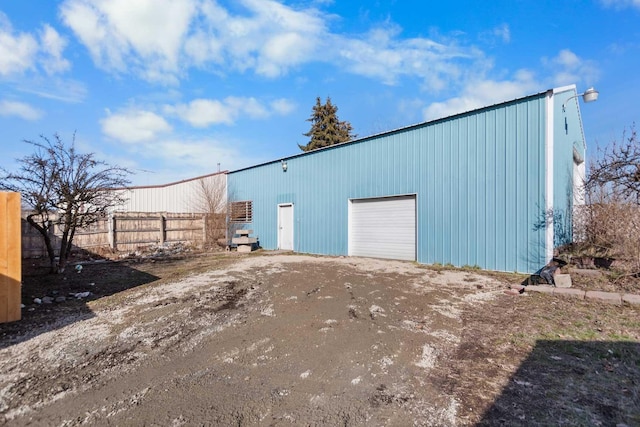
0,133 -> 132,273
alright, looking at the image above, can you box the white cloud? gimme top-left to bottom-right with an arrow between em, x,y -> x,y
166,96 -> 293,127
153,138 -> 239,171
190,0 -> 327,78
334,25 -> 483,90
115,134 -> 252,185
543,49 -> 599,87
56,0 -> 525,94
422,48 -> 601,121
493,24 -> 510,43
423,69 -> 539,121
60,0 -> 324,82
0,13 -> 38,76
17,77 -> 87,103
101,109 -> 172,142
60,0 -> 482,89
271,98 -> 296,115
39,25 -> 71,74
599,0 -> 640,9
167,99 -> 235,127
0,13 -> 73,78
0,99 -> 43,120
60,0 -> 197,83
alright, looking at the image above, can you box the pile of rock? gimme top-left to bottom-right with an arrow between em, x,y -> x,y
33,291 -> 92,305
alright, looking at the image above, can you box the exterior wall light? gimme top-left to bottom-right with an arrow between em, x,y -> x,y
281,160 -> 288,172
562,87 -> 599,111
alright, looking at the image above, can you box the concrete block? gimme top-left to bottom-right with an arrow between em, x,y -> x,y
585,291 -> 622,305
235,229 -> 253,236
236,245 -> 252,253
231,237 -> 258,244
554,274 -> 572,288
622,294 -> 640,305
553,288 -> 585,300
525,285 -> 555,294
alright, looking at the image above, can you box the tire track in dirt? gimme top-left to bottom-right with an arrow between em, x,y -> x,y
1,255 -> 506,426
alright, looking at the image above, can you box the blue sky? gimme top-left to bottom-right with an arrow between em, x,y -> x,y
0,0 -> 638,186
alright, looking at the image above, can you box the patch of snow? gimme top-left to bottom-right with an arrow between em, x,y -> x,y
369,305 -> 386,317
415,344 -> 438,369
260,305 -> 275,317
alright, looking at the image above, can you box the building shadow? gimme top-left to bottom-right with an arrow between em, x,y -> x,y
478,340 -> 640,426
0,258 -> 159,350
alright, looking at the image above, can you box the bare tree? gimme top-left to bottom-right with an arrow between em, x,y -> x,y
192,176 -> 228,248
586,124 -> 640,203
0,134 -> 131,273
193,177 -> 226,213
574,124 -> 640,275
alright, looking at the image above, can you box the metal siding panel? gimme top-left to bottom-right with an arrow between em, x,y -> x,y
450,121 -> 460,267
486,109 -> 497,270
435,123 -> 444,263
528,100 -> 547,271
457,117 -> 469,266
505,106 -> 517,271
114,174 -> 226,213
424,125 -> 437,264
477,114 -> 487,268
495,108 -> 507,271
466,115 -> 478,266
442,121 -> 452,264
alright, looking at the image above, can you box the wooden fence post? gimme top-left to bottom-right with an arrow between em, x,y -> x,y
159,214 -> 166,245
109,214 -> 117,250
202,214 -> 208,247
0,192 -> 21,323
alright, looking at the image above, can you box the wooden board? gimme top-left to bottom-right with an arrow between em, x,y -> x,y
0,192 -> 21,323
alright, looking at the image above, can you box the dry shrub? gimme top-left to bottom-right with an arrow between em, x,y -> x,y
193,177 -> 227,249
572,124 -> 640,282
575,201 -> 640,272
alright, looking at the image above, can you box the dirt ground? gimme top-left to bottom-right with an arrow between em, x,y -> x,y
1,252 -> 639,426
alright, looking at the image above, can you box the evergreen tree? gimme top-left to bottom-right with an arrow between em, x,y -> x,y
299,97 -> 356,152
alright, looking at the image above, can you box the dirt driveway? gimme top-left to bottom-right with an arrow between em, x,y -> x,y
1,253 -> 639,426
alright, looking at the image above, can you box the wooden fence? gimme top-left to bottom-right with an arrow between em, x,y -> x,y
1,192 -> 21,323
22,212 -> 225,259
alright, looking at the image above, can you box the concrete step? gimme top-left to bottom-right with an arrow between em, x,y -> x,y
232,237 -> 257,244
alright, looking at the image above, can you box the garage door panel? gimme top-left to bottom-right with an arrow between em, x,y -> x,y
349,196 -> 416,261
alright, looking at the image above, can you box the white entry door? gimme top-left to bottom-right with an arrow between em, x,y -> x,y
278,204 -> 294,250
349,195 -> 416,261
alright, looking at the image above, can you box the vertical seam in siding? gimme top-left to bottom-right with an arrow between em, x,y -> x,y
545,92 -> 554,264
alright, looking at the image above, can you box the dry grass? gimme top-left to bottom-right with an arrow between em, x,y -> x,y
447,293 -> 640,426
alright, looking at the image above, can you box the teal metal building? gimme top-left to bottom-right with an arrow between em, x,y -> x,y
228,85 -> 587,273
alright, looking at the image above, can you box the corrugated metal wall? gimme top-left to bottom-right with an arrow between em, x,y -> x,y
113,172 -> 227,213
229,95 -> 549,273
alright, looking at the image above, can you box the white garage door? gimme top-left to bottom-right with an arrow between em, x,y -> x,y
349,195 -> 416,261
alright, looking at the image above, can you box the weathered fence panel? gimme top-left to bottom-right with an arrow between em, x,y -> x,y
1,192 -> 21,323
21,212 -> 221,258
